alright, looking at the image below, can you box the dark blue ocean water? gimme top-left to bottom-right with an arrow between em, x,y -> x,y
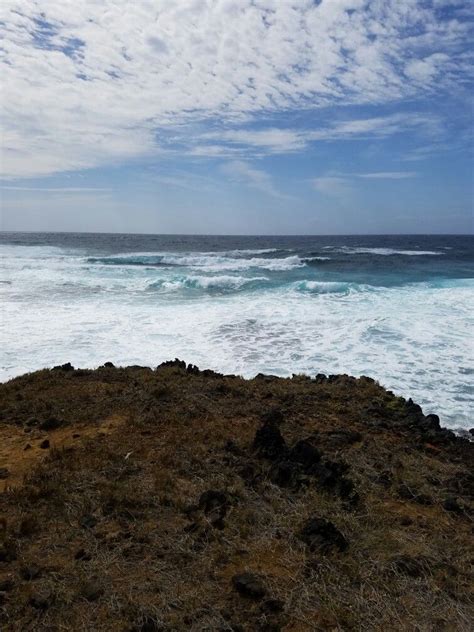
1,232 -> 473,428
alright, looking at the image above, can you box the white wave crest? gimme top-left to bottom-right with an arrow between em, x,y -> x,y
294,280 -> 376,294
148,275 -> 269,292
159,254 -> 304,271
339,247 -> 443,256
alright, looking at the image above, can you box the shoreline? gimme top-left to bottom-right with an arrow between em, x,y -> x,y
1,361 -> 473,630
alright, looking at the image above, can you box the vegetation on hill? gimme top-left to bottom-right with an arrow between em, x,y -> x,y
0,361 -> 472,631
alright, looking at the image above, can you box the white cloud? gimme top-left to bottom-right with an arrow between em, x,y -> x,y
312,170 -> 418,198
203,128 -> 307,153
198,113 -> 441,155
0,186 -> 111,192
221,160 -> 285,198
355,171 -> 417,179
0,0 -> 472,177
312,176 -> 353,200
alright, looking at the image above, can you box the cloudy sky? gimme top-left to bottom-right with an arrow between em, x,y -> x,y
0,0 -> 473,234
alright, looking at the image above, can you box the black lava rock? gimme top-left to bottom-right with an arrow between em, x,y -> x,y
39,417 -> 64,431
157,359 -> 186,370
80,514 -> 98,529
269,460 -> 302,488
52,362 -> 74,371
0,578 -> 14,592
20,565 -> 41,581
424,414 -> 440,430
299,517 -> 349,553
261,598 -> 285,614
261,408 -> 284,425
288,439 -> 321,470
80,580 -> 104,602
75,548 -> 92,561
443,497 -> 463,514
198,490 -> 230,528
232,572 -> 267,599
253,421 -> 287,460
0,468 -> 9,480
0,542 -> 17,562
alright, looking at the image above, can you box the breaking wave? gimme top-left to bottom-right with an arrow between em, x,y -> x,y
88,253 -> 304,271
147,275 -> 269,293
293,280 -> 375,294
328,247 -> 443,256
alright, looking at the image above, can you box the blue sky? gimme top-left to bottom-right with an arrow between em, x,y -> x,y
0,0 -> 473,234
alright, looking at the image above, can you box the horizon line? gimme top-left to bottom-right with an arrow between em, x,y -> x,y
1,230 -> 473,238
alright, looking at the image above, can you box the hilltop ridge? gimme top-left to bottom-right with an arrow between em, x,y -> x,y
0,361 -> 472,631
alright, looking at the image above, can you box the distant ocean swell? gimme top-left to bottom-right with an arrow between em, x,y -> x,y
0,234 -> 472,430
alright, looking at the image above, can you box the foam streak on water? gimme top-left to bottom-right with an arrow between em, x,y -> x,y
1,233 -> 473,430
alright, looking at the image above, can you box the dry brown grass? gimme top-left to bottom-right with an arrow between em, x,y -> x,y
0,362 -> 472,631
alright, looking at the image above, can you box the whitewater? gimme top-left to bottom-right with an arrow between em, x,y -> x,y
1,233 -> 472,430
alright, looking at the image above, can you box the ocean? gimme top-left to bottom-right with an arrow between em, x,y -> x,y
0,232 -> 472,430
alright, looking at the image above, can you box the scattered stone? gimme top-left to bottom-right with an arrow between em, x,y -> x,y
338,477 -> 356,499
199,490 -> 229,516
80,514 -> 98,529
0,578 -> 14,592
198,490 -> 230,528
39,439 -> 50,449
75,548 -> 92,561
24,443 -> 32,450
443,497 -> 463,514
232,572 -> 267,599
375,470 -> 393,488
424,414 -> 440,430
157,358 -> 186,370
39,417 -> 64,431
0,467 -> 9,479
224,439 -> 244,455
52,362 -> 74,371
253,421 -> 287,460
80,580 -> 104,602
299,517 -> 348,553
261,598 -> 285,614
0,541 -> 17,562
269,460 -> 303,488
313,458 -> 350,491
261,409 -> 284,425
20,564 -> 41,580
29,587 -> 51,610
288,439 -> 321,470
19,516 -> 39,537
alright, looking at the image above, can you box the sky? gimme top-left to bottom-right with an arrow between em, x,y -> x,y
0,0 -> 473,235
